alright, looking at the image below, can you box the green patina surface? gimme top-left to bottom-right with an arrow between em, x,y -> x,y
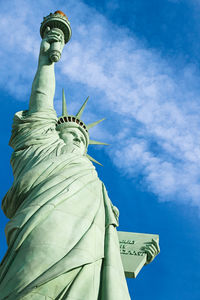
0,11 -> 159,300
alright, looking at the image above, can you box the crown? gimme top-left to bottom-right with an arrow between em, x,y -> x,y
56,89 -> 108,165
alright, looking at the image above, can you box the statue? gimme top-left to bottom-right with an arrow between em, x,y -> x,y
0,11 -> 159,300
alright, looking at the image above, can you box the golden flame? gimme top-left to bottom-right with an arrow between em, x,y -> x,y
54,10 -> 68,20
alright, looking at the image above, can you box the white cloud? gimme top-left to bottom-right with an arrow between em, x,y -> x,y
1,0 -> 200,208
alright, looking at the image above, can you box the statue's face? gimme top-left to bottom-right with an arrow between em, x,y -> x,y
59,127 -> 87,155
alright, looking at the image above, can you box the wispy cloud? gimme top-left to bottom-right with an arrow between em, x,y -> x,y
1,0 -> 200,208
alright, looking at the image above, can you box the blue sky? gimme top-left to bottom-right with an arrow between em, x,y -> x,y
0,0 -> 200,298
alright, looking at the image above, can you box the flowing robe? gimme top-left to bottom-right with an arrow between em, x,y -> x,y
0,109 -> 130,300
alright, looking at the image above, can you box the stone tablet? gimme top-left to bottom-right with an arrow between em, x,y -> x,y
118,231 -> 159,278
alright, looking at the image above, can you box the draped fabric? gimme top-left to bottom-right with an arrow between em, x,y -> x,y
0,109 -> 130,300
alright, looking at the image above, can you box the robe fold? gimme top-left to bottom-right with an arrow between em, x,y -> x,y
0,109 -> 131,300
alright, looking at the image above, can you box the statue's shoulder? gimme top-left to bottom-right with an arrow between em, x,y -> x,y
13,109 -> 57,122
9,109 -> 58,150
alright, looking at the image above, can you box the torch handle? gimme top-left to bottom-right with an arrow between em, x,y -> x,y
49,41 -> 62,62
44,27 -> 64,63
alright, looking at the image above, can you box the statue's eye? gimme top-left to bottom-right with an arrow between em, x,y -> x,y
69,131 -> 76,136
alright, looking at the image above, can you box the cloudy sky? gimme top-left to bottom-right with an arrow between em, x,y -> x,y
0,0 -> 200,299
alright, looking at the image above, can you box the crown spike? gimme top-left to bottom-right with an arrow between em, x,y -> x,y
76,96 -> 89,119
89,140 -> 109,146
87,154 -> 103,166
62,88 -> 68,116
86,118 -> 105,130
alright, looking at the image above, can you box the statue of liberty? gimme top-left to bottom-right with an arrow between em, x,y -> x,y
0,11 -> 159,300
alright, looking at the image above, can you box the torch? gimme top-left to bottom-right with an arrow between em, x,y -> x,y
40,10 -> 72,62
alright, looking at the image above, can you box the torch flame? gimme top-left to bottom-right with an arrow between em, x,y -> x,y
54,10 -> 68,20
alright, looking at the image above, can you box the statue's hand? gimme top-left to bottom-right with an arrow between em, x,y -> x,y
39,27 -> 65,64
140,238 -> 160,265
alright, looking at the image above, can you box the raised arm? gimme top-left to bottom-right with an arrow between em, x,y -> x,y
29,28 -> 65,113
